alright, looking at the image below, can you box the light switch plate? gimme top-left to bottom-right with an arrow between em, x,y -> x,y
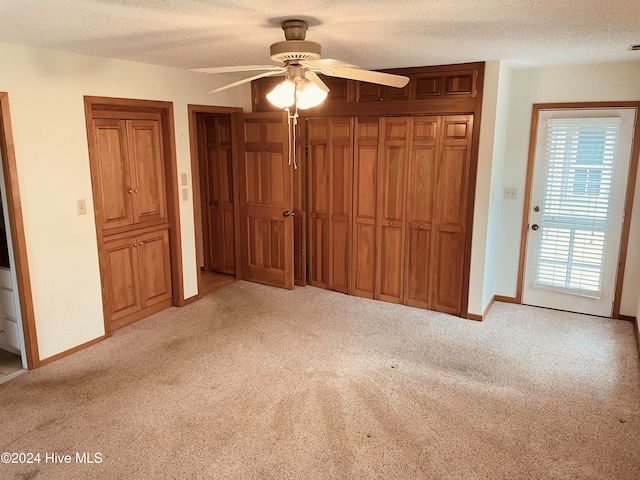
181,173 -> 188,186
182,188 -> 189,201
503,187 -> 517,200
76,199 -> 87,215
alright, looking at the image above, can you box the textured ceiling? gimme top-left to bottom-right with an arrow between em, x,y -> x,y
0,0 -> 639,71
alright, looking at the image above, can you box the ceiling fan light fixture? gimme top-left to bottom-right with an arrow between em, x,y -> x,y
266,79 -> 296,108
295,80 -> 327,109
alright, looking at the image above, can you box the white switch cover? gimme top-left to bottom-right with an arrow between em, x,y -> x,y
77,199 -> 87,215
180,173 -> 188,186
182,188 -> 189,201
503,187 -> 517,200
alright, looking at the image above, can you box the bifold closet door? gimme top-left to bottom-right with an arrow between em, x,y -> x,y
404,116 -> 440,309
307,118 -> 353,293
403,115 -> 473,315
352,118 -> 379,299
376,117 -> 409,303
431,115 -> 473,315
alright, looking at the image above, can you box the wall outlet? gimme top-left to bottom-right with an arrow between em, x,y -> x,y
182,188 -> 189,201
503,187 -> 517,200
76,199 -> 87,215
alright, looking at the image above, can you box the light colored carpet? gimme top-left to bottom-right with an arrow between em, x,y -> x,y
1,281 -> 639,479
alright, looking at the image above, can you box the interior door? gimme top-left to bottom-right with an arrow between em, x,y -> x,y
523,108 -> 636,316
238,112 -> 294,289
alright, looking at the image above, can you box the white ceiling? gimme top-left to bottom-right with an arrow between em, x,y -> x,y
0,0 -> 639,71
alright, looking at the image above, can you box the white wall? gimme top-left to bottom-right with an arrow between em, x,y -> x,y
468,60 -> 512,316
0,42 -> 247,360
495,61 -> 640,316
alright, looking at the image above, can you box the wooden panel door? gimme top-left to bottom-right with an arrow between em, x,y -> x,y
92,119 -> 134,230
329,119 -> 353,294
128,119 -> 167,225
200,115 -> 235,274
238,112 -> 294,289
352,118 -> 379,299
103,235 -> 141,321
307,118 -> 353,293
137,228 -> 172,308
307,119 -> 330,288
432,115 -> 473,315
404,116 -> 440,309
293,119 -> 306,286
376,118 -> 409,303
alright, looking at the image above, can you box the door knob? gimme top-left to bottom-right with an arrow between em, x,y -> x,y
531,224 -> 539,231
533,205 -> 540,212
283,210 -> 294,217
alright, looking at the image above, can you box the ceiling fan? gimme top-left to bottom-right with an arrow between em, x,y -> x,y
192,20 -> 410,108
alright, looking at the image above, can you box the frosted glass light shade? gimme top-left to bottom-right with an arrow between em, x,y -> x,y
296,81 -> 328,109
266,80 -> 295,108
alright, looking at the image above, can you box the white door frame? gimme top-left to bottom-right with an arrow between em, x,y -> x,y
517,102 -> 640,319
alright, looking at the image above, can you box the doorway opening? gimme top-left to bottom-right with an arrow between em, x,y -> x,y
188,105 -> 243,298
0,92 -> 39,373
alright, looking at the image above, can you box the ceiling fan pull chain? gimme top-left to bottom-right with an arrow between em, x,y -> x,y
292,107 -> 298,170
285,107 -> 298,170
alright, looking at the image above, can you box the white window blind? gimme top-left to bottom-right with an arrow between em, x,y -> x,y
534,117 -> 622,298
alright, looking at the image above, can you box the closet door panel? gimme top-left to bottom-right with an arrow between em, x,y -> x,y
376,118 -> 408,303
329,119 -> 352,294
353,223 -> 376,298
307,120 -> 329,288
405,227 -> 432,308
128,119 -> 166,224
92,119 -> 134,230
404,116 -> 439,308
220,141 -> 236,273
137,228 -> 172,308
433,229 -> 464,314
104,236 -> 141,321
432,115 -> 473,315
352,118 -> 379,299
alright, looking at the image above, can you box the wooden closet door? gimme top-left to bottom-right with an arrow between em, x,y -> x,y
352,118 -> 379,299
103,235 -> 141,321
307,119 -> 330,288
137,228 -> 172,308
127,119 -> 167,225
307,118 -> 353,293
92,119 -> 134,230
201,115 -> 224,272
238,112 -> 294,289
218,117 -> 236,274
201,115 -> 235,274
432,115 -> 473,315
328,118 -> 353,294
376,117 -> 409,303
404,116 -> 440,309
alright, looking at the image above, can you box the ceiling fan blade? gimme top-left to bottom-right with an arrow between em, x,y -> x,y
301,58 -> 358,69
192,65 -> 283,74
304,71 -> 330,93
209,68 -> 287,93
320,67 -> 410,88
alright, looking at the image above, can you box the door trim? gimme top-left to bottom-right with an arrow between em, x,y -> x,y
187,105 -> 243,299
84,96 -> 184,334
0,92 -> 39,369
517,102 -> 640,318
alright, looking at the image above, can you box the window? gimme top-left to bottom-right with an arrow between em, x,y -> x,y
534,117 -> 621,297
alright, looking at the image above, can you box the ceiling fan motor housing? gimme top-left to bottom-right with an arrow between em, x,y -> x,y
270,40 -> 321,62
270,20 -> 321,63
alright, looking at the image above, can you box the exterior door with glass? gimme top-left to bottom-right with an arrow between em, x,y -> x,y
523,108 -> 636,317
